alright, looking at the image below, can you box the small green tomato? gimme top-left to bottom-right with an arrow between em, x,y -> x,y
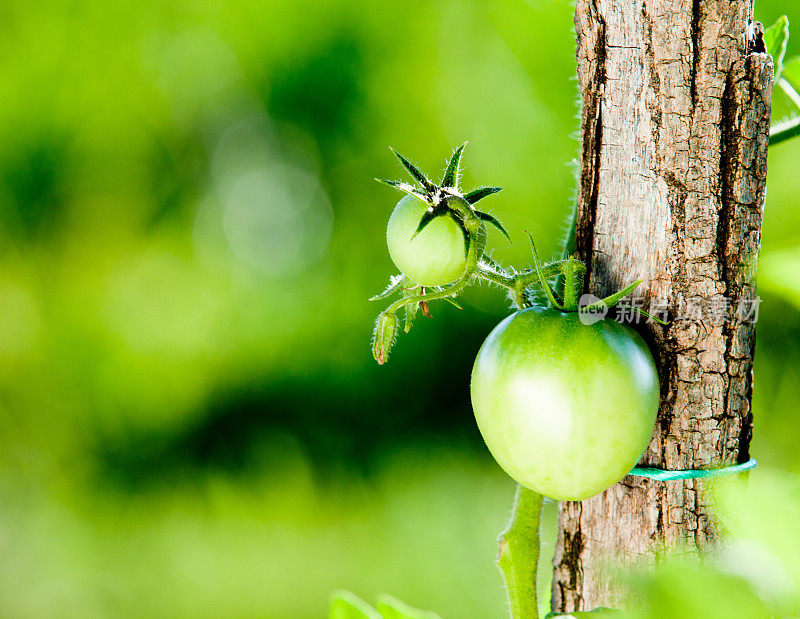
378,144 -> 508,287
386,195 -> 486,287
471,307 -> 659,501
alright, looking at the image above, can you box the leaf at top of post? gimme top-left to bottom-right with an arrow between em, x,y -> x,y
389,148 -> 436,192
375,594 -> 442,619
464,186 -> 502,205
770,57 -> 800,145
764,15 -> 789,80
329,590 -> 381,619
475,210 -> 511,242
441,141 -> 467,188
770,115 -> 800,146
782,56 -> 800,95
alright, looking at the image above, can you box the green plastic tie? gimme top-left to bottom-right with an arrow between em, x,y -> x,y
629,457 -> 757,481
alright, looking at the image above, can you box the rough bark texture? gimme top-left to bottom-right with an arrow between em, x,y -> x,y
552,0 -> 773,612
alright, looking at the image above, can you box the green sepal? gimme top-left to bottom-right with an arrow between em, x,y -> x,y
480,254 -> 503,270
441,194 -> 473,222
598,279 -> 643,307
441,141 -> 467,188
527,233 -> 564,310
402,286 -> 420,333
518,259 -> 574,282
636,308 -> 669,326
369,274 -> 406,301
389,147 -> 436,192
460,220 -> 472,259
464,186 -> 502,205
375,178 -> 430,204
442,296 -> 463,310
475,209 -> 511,241
372,311 -> 399,365
375,594 -> 442,619
410,209 -> 443,240
329,590 -> 381,619
563,256 -> 578,311
578,279 -> 644,317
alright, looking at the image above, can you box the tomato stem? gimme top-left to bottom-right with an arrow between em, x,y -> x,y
474,259 -> 573,309
497,485 -> 544,619
383,275 -> 471,315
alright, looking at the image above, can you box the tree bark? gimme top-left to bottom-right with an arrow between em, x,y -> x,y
551,0 -> 773,612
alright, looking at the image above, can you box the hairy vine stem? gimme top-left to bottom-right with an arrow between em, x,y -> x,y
498,483 -> 544,619
378,258 -> 573,318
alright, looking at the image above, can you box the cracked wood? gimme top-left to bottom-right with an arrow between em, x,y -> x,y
552,0 -> 773,612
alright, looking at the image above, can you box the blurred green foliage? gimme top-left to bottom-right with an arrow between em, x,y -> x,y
0,0 -> 798,617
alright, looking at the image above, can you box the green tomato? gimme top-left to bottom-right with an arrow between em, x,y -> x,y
471,307 -> 659,501
386,195 -> 486,287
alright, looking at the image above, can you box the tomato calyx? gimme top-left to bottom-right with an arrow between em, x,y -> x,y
526,233 -> 667,324
376,143 -> 509,259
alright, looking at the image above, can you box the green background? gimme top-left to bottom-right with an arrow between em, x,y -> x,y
0,1 -> 798,617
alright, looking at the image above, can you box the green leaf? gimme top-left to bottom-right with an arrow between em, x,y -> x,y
770,113 -> 800,145
375,594 -> 442,619
784,55 -> 800,93
463,186 -> 502,205
772,56 -> 800,146
329,591 -> 381,619
441,141 -> 467,188
475,210 -> 511,242
764,15 -> 789,80
389,148 -> 435,192
772,77 -> 800,119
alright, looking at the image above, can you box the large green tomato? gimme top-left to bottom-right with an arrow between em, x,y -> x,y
386,195 -> 486,287
470,307 -> 659,500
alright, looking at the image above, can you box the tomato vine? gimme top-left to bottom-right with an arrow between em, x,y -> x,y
368,145 -> 668,618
